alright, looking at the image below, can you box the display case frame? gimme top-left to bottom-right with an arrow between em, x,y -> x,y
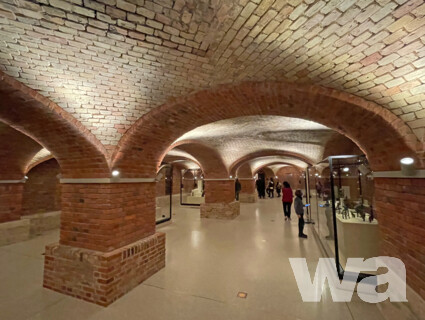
311,155 -> 377,281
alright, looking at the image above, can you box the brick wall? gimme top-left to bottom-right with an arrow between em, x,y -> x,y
204,180 -> 234,204
239,179 -> 255,194
22,158 -> 61,216
374,178 -> 425,301
0,184 -> 23,223
44,232 -> 165,306
60,182 -> 155,252
276,166 -> 303,190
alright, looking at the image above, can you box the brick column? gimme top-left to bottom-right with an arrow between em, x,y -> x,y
43,181 -> 165,306
200,179 -> 240,219
0,182 -> 24,223
374,178 -> 425,307
238,178 -> 257,203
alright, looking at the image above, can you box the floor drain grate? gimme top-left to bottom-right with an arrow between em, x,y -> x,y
237,292 -> 248,299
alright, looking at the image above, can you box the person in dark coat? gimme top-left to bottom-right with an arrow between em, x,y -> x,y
282,181 -> 293,221
294,189 -> 307,238
235,178 -> 241,201
256,178 -> 266,199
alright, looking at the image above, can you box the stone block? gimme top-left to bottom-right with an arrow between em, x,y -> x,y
200,201 -> 240,219
0,219 -> 30,246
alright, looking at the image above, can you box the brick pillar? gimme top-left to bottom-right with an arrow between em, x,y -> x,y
374,178 -> 425,307
238,178 -> 258,203
0,183 -> 24,223
43,182 -> 165,306
200,179 -> 240,219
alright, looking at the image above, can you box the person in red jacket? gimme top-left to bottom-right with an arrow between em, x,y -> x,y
282,181 -> 293,221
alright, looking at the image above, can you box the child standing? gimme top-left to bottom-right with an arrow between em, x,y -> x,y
294,189 -> 307,238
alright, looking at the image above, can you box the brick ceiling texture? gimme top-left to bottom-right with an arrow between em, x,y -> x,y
175,116 -> 333,167
1,0 -> 425,152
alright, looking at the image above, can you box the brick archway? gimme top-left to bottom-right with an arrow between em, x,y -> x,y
112,82 -> 421,177
254,162 -> 304,175
230,150 -> 313,176
167,141 -> 228,179
0,71 -> 109,179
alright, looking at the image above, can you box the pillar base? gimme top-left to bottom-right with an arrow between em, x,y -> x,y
200,201 -> 240,219
239,193 -> 258,203
43,232 -> 165,306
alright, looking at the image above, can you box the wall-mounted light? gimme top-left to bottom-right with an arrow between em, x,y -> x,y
400,157 -> 414,165
112,170 -> 120,177
315,173 -> 319,176
230,175 -> 233,179
343,167 -> 349,172
400,157 -> 415,176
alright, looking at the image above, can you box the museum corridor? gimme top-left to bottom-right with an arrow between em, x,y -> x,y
0,199 -> 387,320
1,0 -> 425,319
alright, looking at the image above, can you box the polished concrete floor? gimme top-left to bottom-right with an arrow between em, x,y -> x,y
0,198 -> 386,320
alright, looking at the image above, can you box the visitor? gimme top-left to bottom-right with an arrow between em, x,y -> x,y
268,177 -> 275,198
235,178 -> 241,201
282,181 -> 293,221
294,189 -> 307,238
256,178 -> 265,199
276,181 -> 282,197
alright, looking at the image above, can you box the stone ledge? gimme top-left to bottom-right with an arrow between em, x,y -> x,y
239,193 -> 258,203
0,219 -> 30,246
200,201 -> 240,219
21,211 -> 61,236
43,232 -> 166,306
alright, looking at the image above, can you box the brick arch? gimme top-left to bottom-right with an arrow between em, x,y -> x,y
168,141 -> 228,179
0,121 -> 43,180
25,154 -> 55,175
0,71 -> 109,178
113,81 -> 421,177
161,154 -> 202,171
254,162 -> 304,175
230,150 -> 313,176
236,163 -> 253,178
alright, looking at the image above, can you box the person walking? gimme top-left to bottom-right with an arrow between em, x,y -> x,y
235,178 -> 241,201
282,181 -> 293,221
268,177 -> 275,198
276,181 -> 282,197
294,189 -> 307,238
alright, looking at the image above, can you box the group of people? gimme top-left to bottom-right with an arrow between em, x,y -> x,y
255,177 -> 308,239
255,177 -> 283,199
236,177 -> 307,238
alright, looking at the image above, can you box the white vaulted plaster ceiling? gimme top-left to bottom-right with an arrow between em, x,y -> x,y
175,116 -> 334,168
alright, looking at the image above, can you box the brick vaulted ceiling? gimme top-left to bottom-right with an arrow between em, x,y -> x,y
175,115 -> 333,167
1,0 -> 425,149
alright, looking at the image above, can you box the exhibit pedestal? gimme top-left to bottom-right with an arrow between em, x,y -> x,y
336,215 -> 379,267
43,232 -> 165,306
239,192 -> 257,203
200,201 -> 240,219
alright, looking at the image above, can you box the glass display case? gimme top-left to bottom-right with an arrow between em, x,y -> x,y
180,168 -> 205,206
308,155 -> 378,278
155,164 -> 173,224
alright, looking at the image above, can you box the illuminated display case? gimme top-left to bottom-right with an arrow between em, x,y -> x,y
155,164 -> 173,224
308,155 -> 378,278
180,168 -> 205,206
